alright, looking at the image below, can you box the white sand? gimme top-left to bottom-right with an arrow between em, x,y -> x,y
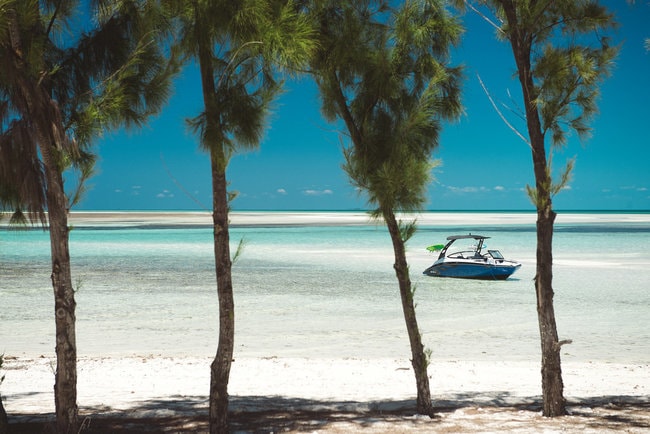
3,355 -> 649,432
26,210 -> 649,228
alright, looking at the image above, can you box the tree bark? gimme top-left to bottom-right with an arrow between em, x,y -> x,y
535,207 -> 565,416
39,129 -> 79,434
523,59 -> 566,420
383,210 -> 434,417
208,151 -> 235,434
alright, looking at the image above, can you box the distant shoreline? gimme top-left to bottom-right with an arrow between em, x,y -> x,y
56,208 -> 650,213
2,210 -> 648,229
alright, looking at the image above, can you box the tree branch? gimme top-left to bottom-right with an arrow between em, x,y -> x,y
477,73 -> 531,148
463,0 -> 505,36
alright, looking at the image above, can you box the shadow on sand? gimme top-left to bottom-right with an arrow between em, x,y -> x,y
6,392 -> 650,433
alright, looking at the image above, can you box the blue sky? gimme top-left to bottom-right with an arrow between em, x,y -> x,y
82,1 -> 649,211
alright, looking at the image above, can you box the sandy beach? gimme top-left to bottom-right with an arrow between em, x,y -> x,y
3,355 -> 649,432
57,210 -> 650,228
3,211 -> 649,432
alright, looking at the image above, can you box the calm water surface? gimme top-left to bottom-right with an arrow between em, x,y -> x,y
1,212 -> 648,363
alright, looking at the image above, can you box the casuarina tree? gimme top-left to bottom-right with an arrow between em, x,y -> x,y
307,0 -> 462,416
456,0 -> 617,416
160,1 -> 314,431
0,1 -> 176,431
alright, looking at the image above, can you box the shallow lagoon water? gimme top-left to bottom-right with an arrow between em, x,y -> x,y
1,212 -> 648,364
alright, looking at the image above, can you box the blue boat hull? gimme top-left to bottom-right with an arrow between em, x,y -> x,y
423,262 -> 521,280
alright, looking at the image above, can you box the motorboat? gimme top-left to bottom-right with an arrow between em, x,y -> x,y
423,234 -> 521,280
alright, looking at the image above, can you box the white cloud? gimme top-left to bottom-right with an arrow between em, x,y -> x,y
156,189 -> 174,199
114,189 -> 122,194
447,186 -> 489,194
303,189 -> 333,196
276,188 -> 288,195
494,185 -> 505,191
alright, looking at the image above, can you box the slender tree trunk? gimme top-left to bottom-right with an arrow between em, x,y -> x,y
535,206 -> 565,416
208,150 -> 235,434
525,76 -> 566,419
41,144 -> 79,434
383,210 -> 434,417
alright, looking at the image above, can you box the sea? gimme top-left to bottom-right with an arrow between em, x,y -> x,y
1,211 -> 649,364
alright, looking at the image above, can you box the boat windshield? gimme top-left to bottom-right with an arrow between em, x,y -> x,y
488,250 -> 504,259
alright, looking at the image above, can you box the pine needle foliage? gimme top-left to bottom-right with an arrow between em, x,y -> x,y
166,0 -> 316,167
311,0 -> 462,214
0,0 -> 178,221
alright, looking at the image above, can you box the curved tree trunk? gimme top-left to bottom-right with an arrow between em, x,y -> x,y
383,210 -> 434,417
208,151 -> 235,434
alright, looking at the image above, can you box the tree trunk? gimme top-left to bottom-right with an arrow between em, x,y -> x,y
42,150 -> 79,434
525,79 -> 566,419
208,150 -> 235,434
383,210 -> 434,417
0,394 -> 8,434
526,104 -> 566,418
535,205 -> 565,416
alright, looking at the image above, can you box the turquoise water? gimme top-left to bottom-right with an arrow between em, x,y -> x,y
1,213 -> 649,363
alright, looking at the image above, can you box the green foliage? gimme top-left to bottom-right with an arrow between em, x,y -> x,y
530,2 -> 614,141
0,0 -> 178,220
481,0 -> 618,150
534,43 -> 617,147
232,237 -> 247,265
8,210 -> 29,228
460,0 -> 617,211
525,158 -> 575,208
398,219 -> 418,243
167,0 -> 317,169
66,151 -> 96,209
310,0 -> 463,213
424,346 -> 432,368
